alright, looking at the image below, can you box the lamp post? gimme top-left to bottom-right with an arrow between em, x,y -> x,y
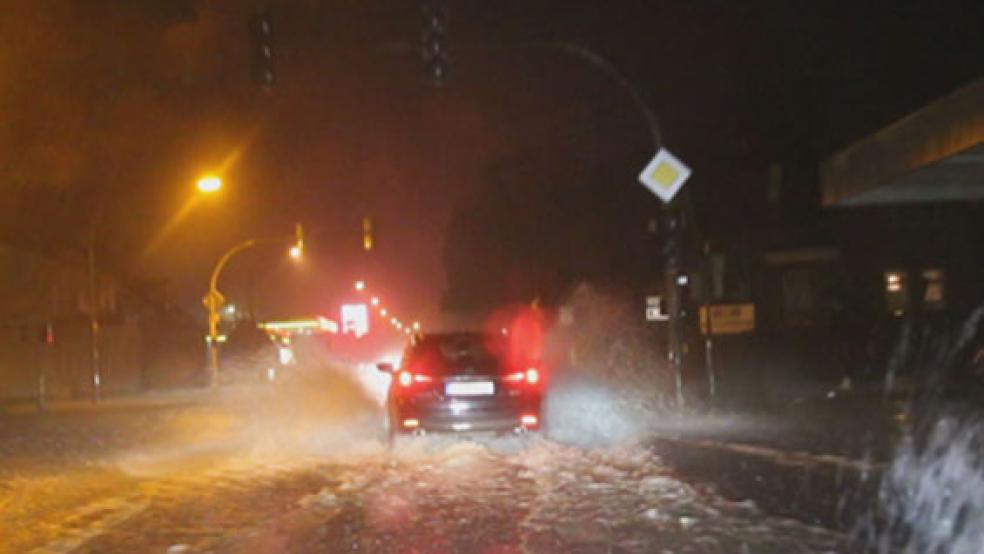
204,238 -> 257,387
83,175 -> 225,401
203,224 -> 304,387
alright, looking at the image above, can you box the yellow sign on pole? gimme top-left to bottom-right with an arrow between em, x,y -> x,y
639,147 -> 692,203
699,303 -> 755,335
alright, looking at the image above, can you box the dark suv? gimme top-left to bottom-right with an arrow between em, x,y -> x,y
378,332 -> 544,438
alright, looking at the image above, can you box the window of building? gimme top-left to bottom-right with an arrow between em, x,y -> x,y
884,270 -> 908,316
781,268 -> 816,326
922,268 -> 945,310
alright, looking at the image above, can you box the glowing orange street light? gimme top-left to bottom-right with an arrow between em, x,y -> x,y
197,176 -> 222,194
289,244 -> 302,260
355,280 -> 366,291
371,297 -> 380,306
412,321 -> 421,331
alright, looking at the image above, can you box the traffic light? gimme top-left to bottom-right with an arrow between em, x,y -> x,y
248,9 -> 275,86
362,217 -> 374,251
661,210 -> 683,270
421,2 -> 449,85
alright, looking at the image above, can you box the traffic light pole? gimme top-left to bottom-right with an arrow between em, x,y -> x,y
535,40 -> 698,409
664,260 -> 685,407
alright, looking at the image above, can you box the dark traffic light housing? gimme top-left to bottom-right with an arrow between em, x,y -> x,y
421,2 -> 449,85
660,210 -> 683,270
249,9 -> 275,86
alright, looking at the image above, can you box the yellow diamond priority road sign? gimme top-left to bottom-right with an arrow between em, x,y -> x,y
639,148 -> 692,204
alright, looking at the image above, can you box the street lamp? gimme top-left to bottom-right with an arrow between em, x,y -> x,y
197,176 -> 222,194
82,175 -> 225,403
355,280 -> 366,291
204,222 -> 305,387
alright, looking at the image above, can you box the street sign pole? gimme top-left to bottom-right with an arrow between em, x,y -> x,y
664,260 -> 684,408
701,240 -> 716,400
640,148 -> 692,410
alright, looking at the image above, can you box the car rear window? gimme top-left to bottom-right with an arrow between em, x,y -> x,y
410,335 -> 506,374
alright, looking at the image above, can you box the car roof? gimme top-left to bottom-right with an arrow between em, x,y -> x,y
414,331 -> 484,343
410,331 -> 492,348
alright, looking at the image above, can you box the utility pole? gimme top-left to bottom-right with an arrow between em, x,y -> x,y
38,321 -> 54,411
87,208 -> 103,403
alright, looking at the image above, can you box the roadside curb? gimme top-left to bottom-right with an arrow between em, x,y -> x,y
649,435 -> 883,531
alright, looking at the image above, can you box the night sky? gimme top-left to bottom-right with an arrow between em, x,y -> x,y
2,1 -> 982,326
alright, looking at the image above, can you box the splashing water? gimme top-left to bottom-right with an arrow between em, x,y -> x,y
864,413 -> 984,553
863,305 -> 984,553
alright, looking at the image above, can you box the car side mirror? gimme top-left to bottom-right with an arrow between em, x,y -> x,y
376,362 -> 395,373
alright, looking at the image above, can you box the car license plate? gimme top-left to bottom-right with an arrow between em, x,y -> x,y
445,381 -> 494,396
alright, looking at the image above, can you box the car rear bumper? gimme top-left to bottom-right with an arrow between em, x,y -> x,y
392,394 -> 542,434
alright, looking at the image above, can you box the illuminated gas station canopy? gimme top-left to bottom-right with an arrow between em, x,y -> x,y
258,317 -> 339,335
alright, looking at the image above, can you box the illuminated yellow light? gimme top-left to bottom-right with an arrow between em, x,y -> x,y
317,317 -> 339,333
362,217 -> 374,251
885,272 -> 903,292
521,414 -> 538,426
402,418 -> 420,428
380,308 -> 388,317
371,297 -> 380,306
412,321 -> 421,331
289,245 -> 302,260
197,176 -> 222,193
260,318 -> 338,333
355,280 -> 366,291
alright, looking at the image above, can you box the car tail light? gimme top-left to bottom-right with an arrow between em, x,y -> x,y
503,367 -> 541,385
397,371 -> 433,388
402,418 -> 420,428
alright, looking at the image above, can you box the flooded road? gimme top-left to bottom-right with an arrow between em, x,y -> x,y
3,438 -> 851,553
0,369 -> 859,553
